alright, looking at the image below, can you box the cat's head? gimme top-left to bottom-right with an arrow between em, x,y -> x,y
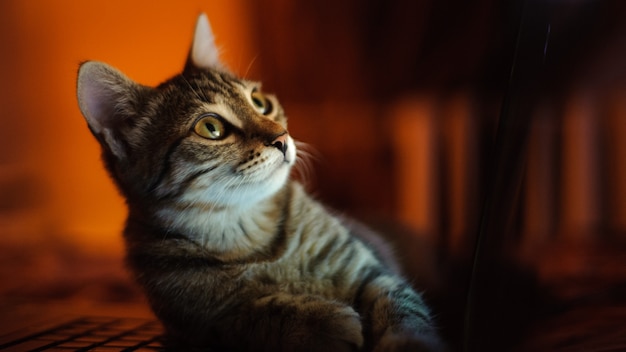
77,14 -> 296,210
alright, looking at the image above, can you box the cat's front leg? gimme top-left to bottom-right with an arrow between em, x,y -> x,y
372,328 -> 444,352
360,275 -> 443,352
219,292 -> 363,352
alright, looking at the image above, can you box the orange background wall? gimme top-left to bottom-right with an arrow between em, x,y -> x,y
0,1 -> 256,255
2,1 -> 625,256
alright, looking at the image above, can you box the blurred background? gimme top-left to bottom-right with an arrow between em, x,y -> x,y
1,0 -> 625,350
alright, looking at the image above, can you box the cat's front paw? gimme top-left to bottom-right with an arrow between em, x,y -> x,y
372,328 -> 444,352
287,303 -> 363,352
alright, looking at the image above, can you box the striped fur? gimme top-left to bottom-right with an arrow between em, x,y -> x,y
77,14 -> 442,352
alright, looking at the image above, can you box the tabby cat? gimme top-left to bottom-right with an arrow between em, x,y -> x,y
76,14 -> 442,352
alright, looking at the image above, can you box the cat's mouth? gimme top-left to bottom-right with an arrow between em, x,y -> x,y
267,152 -> 294,175
231,136 -> 296,191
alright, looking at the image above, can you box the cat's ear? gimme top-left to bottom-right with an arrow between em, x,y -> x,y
77,61 -> 145,159
184,13 -> 224,74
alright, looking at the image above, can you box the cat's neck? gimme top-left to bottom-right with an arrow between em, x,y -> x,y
150,184 -> 290,261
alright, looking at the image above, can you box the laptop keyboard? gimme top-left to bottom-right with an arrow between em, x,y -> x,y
0,317 -> 165,351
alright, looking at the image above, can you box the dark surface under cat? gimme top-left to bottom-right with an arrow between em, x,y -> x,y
0,316 -> 165,352
2,238 -> 626,352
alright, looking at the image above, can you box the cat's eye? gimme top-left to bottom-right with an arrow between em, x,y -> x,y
251,90 -> 272,115
194,114 -> 226,140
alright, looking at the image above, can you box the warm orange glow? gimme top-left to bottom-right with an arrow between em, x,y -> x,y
440,93 -> 476,253
1,0 -> 624,289
0,1 -> 257,254
391,96 -> 439,239
606,90 -> 626,233
560,91 -> 601,239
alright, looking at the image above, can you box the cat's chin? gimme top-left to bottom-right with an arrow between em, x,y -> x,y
176,163 -> 291,210
226,139 -> 296,207
229,164 -> 291,207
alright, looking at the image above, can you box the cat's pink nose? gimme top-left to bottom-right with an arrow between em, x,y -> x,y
271,133 -> 288,156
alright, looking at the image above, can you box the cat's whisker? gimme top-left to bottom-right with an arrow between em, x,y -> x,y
242,54 -> 260,80
293,141 -> 319,187
179,74 -> 205,102
294,141 -> 320,162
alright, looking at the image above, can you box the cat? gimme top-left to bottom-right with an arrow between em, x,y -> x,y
76,13 -> 442,352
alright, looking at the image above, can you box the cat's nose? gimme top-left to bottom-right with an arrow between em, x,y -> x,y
271,133 -> 288,156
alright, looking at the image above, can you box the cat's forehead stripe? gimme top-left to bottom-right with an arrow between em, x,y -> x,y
203,99 -> 244,129
233,80 -> 252,90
